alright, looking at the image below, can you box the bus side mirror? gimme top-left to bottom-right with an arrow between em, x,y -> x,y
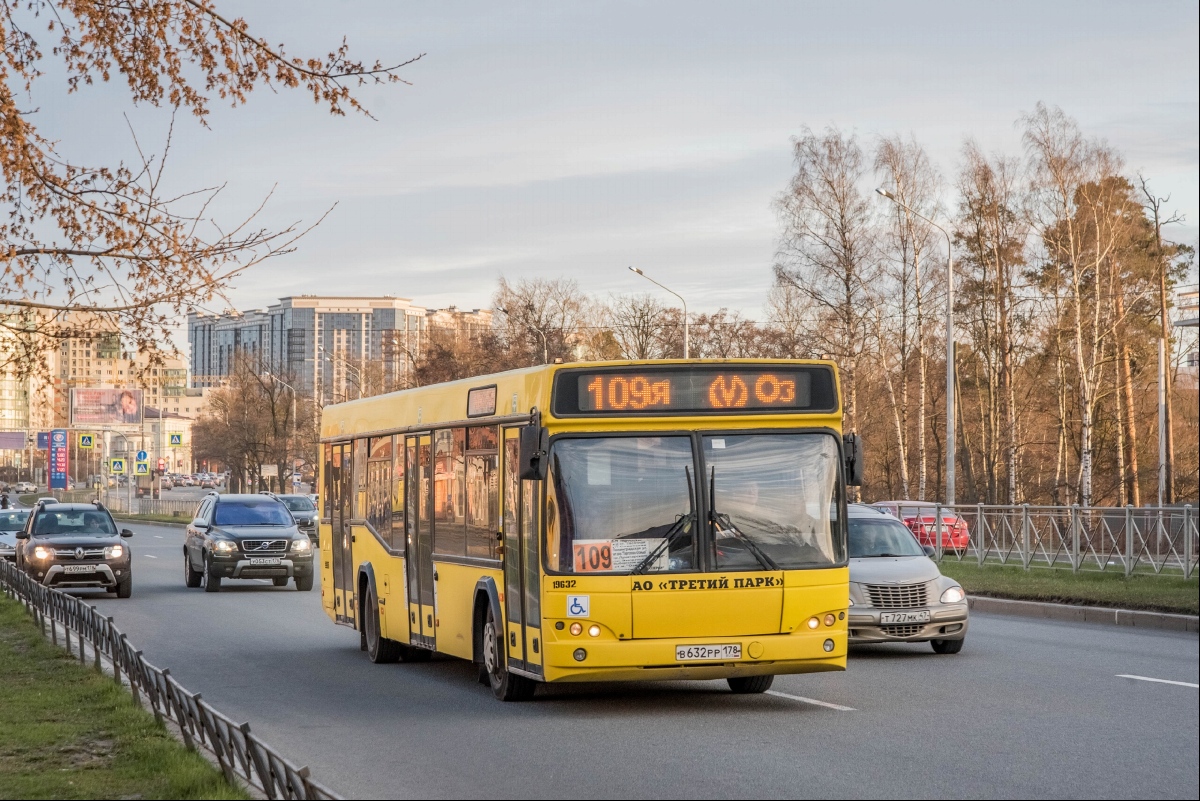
519,425 -> 550,481
844,432 -> 863,487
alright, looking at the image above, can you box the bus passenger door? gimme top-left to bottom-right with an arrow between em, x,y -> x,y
406,435 -> 436,650
503,428 -> 543,676
331,443 -> 354,626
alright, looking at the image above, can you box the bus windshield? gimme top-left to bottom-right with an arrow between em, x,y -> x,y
704,433 -> 842,570
548,436 -> 696,573
547,432 -> 843,574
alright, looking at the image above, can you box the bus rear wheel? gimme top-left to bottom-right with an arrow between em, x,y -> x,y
365,584 -> 402,664
727,675 -> 774,694
483,607 -> 535,702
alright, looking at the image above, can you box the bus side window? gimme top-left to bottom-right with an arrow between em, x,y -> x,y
322,444 -> 332,519
391,434 -> 405,552
466,426 -> 499,560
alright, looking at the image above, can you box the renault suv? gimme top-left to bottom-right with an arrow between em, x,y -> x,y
184,493 -> 314,592
847,504 -> 968,653
14,501 -> 134,597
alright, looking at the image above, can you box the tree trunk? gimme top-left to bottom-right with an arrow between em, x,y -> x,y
1114,289 -> 1141,506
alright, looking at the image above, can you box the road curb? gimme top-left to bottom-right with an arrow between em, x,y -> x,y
968,595 -> 1199,633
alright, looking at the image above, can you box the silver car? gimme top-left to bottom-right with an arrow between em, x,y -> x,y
847,504 -> 969,653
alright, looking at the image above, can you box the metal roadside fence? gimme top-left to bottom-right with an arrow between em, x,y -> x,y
100,493 -> 198,517
906,503 -> 1198,578
0,561 -> 341,800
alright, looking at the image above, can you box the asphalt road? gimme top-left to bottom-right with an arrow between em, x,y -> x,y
63,521 -> 1199,799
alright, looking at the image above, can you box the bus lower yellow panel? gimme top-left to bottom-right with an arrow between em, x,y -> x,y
781,566 -> 849,632
432,561 -> 503,661
631,573 -> 784,639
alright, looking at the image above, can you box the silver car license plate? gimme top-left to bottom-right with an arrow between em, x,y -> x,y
676,644 -> 741,661
63,564 -> 97,574
879,610 -> 930,624
249,557 -> 281,566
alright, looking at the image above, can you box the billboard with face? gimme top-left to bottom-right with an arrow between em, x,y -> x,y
70,388 -> 144,426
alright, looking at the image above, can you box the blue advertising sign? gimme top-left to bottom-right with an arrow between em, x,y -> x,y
49,428 -> 69,490
37,432 -> 49,450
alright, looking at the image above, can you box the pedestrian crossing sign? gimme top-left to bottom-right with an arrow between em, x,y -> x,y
79,433 -> 94,449
169,433 -> 182,447
109,458 -> 126,474
135,462 -> 149,476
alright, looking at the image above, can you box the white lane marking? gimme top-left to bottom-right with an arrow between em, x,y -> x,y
154,535 -> 163,539
765,690 -> 855,711
144,554 -> 157,559
1117,674 -> 1199,689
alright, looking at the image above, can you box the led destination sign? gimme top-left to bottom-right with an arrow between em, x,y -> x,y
552,365 -> 837,416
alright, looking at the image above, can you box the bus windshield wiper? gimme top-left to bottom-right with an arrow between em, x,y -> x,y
631,467 -> 695,575
710,468 -> 780,572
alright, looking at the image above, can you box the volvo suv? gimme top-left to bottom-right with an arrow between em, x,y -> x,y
184,493 -> 314,592
14,501 -> 134,596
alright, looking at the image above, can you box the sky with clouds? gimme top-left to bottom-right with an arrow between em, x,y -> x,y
32,0 -> 1200,324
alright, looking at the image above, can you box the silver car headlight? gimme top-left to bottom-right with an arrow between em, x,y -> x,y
940,586 -> 966,604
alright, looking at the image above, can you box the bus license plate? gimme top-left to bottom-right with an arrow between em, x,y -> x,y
676,644 -> 741,662
63,564 -> 96,574
879,610 -> 930,624
250,557 -> 281,566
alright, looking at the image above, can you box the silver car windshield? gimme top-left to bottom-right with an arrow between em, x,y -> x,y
703,433 -> 843,570
849,517 -> 924,558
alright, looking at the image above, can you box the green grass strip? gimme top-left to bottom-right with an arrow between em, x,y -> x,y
939,562 -> 1199,615
0,595 -> 248,800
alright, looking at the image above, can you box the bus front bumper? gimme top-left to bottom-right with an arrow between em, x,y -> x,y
540,627 -> 847,683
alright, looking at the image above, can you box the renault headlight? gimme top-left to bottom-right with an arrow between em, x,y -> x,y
940,586 -> 966,604
33,545 -> 52,560
213,540 -> 238,554
104,545 -> 124,559
290,538 -> 311,554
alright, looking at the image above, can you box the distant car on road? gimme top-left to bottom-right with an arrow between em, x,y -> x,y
183,493 -> 314,592
0,509 -> 31,561
199,476 -> 215,489
14,481 -> 37,494
847,504 -> 967,653
272,493 -> 319,544
181,475 -> 196,487
14,500 -> 134,597
871,500 -> 970,553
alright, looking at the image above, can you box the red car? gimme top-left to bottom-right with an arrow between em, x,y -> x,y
871,501 -> 970,552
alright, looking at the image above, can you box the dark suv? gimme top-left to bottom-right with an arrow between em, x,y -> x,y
184,493 -> 314,592
15,501 -> 134,597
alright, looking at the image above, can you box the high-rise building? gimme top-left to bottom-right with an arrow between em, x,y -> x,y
188,296 -> 491,404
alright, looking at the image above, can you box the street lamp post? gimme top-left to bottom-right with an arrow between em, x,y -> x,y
628,266 -> 689,359
316,346 -> 365,400
875,188 -> 957,506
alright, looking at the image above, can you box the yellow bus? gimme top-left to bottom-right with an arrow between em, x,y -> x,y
318,360 -> 860,701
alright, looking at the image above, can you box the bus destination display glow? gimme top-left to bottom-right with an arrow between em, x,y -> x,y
552,365 -> 836,416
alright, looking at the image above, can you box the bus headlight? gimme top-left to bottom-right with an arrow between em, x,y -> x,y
588,625 -> 601,637
569,622 -> 582,636
940,586 -> 965,604
807,617 -> 820,629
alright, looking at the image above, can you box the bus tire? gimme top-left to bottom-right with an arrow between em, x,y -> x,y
727,675 -> 774,694
482,606 -> 535,701
365,584 -> 402,664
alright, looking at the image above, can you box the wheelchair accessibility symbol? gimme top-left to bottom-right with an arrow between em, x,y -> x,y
566,595 -> 589,618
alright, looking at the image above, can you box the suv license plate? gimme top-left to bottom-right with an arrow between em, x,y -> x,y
879,610 -> 930,624
676,644 -> 741,662
63,564 -> 97,574
249,557 -> 281,566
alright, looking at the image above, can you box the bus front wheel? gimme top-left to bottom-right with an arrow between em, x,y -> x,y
483,608 -> 536,702
727,675 -> 774,694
